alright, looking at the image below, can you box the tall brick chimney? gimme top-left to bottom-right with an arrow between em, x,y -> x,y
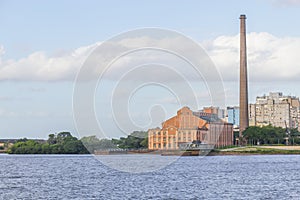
239,14 -> 249,138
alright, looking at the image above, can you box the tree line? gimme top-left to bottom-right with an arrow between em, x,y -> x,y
243,125 -> 300,145
8,132 -> 89,154
8,131 -> 148,154
81,131 -> 148,153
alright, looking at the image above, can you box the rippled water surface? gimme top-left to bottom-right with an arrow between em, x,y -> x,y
1,154 -> 300,199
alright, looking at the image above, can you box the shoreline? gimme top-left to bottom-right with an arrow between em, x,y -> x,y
207,151 -> 300,156
209,145 -> 300,156
3,146 -> 300,156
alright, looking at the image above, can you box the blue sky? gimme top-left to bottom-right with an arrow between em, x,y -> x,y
1,0 -> 300,139
2,0 -> 300,60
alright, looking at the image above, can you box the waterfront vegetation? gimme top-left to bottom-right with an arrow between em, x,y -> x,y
81,131 -> 148,153
210,125 -> 300,155
242,125 -> 300,145
212,146 -> 300,155
8,132 -> 89,154
80,136 -> 116,153
7,131 -> 148,154
112,131 -> 148,149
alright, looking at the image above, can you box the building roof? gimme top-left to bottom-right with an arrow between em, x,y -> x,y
192,112 -> 222,122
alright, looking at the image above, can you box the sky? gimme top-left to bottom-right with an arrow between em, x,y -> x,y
1,0 -> 300,139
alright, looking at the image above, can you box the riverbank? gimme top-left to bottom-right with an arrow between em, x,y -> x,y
3,146 -> 300,156
209,146 -> 300,156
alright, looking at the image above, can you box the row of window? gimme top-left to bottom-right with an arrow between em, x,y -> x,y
153,143 -> 180,148
151,130 -> 195,135
151,132 -> 194,137
152,137 -> 192,142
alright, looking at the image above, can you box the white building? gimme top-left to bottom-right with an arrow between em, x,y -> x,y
249,92 -> 300,130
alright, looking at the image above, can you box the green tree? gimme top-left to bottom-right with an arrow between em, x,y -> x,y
140,137 -> 148,148
41,143 -> 51,154
8,140 -> 43,154
243,125 -> 287,145
8,132 -> 89,154
112,131 -> 148,149
47,134 -> 56,145
80,135 -> 101,152
98,139 -> 116,149
63,140 -> 86,154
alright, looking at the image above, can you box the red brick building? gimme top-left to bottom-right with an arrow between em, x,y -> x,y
148,107 -> 233,150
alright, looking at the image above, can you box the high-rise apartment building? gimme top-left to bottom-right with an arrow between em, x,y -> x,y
249,92 -> 300,129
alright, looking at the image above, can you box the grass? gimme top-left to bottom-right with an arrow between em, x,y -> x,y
216,145 -> 237,150
211,146 -> 300,155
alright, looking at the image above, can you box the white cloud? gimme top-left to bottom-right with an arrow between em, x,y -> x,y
0,43 -> 98,81
0,32 -> 300,82
206,32 -> 300,81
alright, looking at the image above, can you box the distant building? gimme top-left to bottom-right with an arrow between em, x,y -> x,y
0,139 -> 46,149
201,106 -> 226,120
0,139 -> 18,148
249,92 -> 300,129
227,106 -> 240,129
148,106 -> 233,150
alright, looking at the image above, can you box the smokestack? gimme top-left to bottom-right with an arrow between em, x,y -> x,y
239,14 -> 249,138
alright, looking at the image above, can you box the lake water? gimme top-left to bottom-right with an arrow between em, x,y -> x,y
1,154 -> 300,199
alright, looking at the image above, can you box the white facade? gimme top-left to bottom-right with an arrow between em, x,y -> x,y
249,92 -> 300,130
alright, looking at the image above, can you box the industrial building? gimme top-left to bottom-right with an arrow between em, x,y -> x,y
148,107 -> 233,150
